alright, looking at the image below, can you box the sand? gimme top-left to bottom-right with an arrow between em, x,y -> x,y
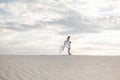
0,55 -> 120,80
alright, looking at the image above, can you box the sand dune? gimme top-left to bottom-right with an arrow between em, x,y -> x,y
0,55 -> 120,80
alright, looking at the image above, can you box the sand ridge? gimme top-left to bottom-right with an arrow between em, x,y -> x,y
0,55 -> 120,80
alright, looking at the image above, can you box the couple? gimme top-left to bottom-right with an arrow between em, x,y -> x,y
61,36 -> 72,55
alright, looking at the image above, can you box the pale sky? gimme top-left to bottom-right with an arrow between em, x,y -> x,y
0,0 -> 120,55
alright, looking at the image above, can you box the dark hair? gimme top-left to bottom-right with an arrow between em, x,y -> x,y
67,36 -> 70,39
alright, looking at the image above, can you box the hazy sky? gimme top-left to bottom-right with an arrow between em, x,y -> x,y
0,0 -> 120,55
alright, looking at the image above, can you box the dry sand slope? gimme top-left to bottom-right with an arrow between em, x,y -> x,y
0,56 -> 120,80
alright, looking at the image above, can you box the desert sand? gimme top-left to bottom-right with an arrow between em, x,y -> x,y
0,55 -> 120,80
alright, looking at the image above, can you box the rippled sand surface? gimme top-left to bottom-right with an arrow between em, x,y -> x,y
0,55 -> 120,80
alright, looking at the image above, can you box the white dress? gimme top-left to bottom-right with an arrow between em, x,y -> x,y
62,40 -> 71,49
59,40 -> 71,53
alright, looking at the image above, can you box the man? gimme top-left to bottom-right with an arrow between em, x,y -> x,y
62,36 -> 72,55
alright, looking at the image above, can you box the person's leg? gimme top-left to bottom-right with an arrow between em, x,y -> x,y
68,48 -> 71,55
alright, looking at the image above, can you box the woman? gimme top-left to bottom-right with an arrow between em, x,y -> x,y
62,36 -> 72,55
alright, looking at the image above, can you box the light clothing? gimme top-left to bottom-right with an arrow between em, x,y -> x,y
63,40 -> 71,49
59,39 -> 71,55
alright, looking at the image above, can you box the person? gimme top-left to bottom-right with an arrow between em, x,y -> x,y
62,36 -> 72,55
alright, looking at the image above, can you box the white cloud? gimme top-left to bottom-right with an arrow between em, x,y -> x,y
72,30 -> 120,55
0,0 -> 120,55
